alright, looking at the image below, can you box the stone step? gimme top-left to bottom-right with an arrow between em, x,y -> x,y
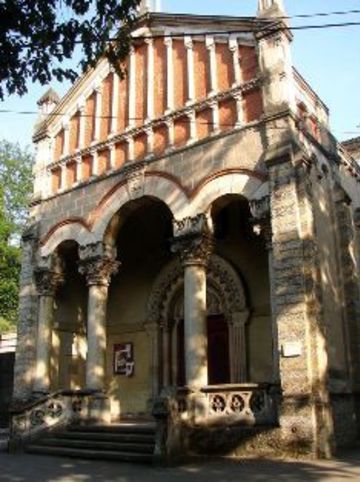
53,430 -> 155,444
37,437 -> 154,454
26,444 -> 153,463
68,423 -> 156,435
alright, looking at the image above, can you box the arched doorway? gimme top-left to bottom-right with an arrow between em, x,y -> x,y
147,254 -> 249,389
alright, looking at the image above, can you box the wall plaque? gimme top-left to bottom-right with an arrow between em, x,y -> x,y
113,342 -> 134,376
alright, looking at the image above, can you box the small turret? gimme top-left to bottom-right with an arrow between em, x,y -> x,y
257,0 -> 286,18
138,0 -> 162,15
37,87 -> 60,120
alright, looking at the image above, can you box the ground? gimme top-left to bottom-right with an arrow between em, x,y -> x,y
0,450 -> 360,482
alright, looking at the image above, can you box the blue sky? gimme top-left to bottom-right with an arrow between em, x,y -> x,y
0,0 -> 359,150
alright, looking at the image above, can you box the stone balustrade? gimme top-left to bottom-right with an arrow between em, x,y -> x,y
173,383 -> 278,427
9,390 -> 94,446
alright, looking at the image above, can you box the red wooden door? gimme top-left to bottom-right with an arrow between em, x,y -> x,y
176,315 -> 230,386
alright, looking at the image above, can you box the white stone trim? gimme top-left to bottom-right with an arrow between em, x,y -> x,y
78,102 -> 86,149
40,225 -> 96,258
76,155 -> 82,183
128,46 -> 136,128
60,162 -> 67,191
164,36 -> 174,113
92,174 -> 188,243
110,72 -> 119,134
145,38 -> 154,120
91,149 -> 99,176
229,35 -> 242,87
184,36 -> 195,104
206,36 -> 218,95
187,109 -> 197,144
209,100 -> 220,133
62,120 -> 70,157
94,85 -> 102,142
187,173 -> 268,219
109,142 -> 116,169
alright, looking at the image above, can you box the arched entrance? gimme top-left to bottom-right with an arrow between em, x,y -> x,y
147,254 -> 249,389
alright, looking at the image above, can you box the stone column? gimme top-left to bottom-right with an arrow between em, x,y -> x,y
13,223 -> 39,401
62,119 -> 70,157
333,189 -> 360,401
172,214 -> 213,389
164,36 -> 174,113
33,265 -> 64,394
79,243 -> 120,393
144,322 -> 161,398
128,46 -> 136,128
110,71 -> 119,135
161,322 -> 171,388
268,154 -> 334,458
229,35 -> 242,87
184,36 -> 195,105
229,311 -> 249,383
78,102 -> 86,149
145,37 -> 154,121
94,85 -> 102,142
250,197 -> 280,383
206,36 -> 217,96
75,154 -> 82,184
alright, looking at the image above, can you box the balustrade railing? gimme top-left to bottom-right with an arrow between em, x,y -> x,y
173,383 -> 278,426
10,390 -> 95,443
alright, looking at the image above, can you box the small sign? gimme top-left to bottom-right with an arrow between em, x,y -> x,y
281,341 -> 302,358
113,342 -> 134,376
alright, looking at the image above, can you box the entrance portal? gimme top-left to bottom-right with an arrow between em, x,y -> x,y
175,314 -> 230,387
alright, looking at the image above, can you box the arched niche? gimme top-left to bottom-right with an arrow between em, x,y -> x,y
147,254 -> 250,386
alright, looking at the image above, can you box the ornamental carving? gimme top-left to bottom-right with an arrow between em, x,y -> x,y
78,241 -> 120,286
147,254 -> 247,325
172,214 -> 214,266
79,258 -> 120,286
34,268 -> 64,296
249,196 -> 272,249
126,166 -> 146,200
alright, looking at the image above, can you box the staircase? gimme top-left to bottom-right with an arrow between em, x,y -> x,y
25,422 -> 156,463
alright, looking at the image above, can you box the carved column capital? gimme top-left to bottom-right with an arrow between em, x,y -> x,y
172,214 -> 214,267
78,242 -> 120,286
34,268 -> 64,296
250,196 -> 273,250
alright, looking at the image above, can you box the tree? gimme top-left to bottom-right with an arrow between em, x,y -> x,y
0,0 -> 142,100
0,141 -> 34,332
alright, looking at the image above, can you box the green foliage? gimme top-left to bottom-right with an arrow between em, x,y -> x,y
0,141 -> 34,331
0,140 -> 33,238
0,0 -> 142,100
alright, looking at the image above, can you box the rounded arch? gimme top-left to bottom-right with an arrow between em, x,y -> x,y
147,254 -> 248,325
39,220 -> 95,257
91,173 -> 189,243
186,171 -> 268,219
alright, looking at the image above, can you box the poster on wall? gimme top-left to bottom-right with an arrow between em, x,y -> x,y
113,342 -> 134,377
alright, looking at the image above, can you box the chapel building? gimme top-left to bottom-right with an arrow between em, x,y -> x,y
11,0 -> 360,459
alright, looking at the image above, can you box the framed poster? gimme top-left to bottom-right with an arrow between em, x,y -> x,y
113,342 -> 134,377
